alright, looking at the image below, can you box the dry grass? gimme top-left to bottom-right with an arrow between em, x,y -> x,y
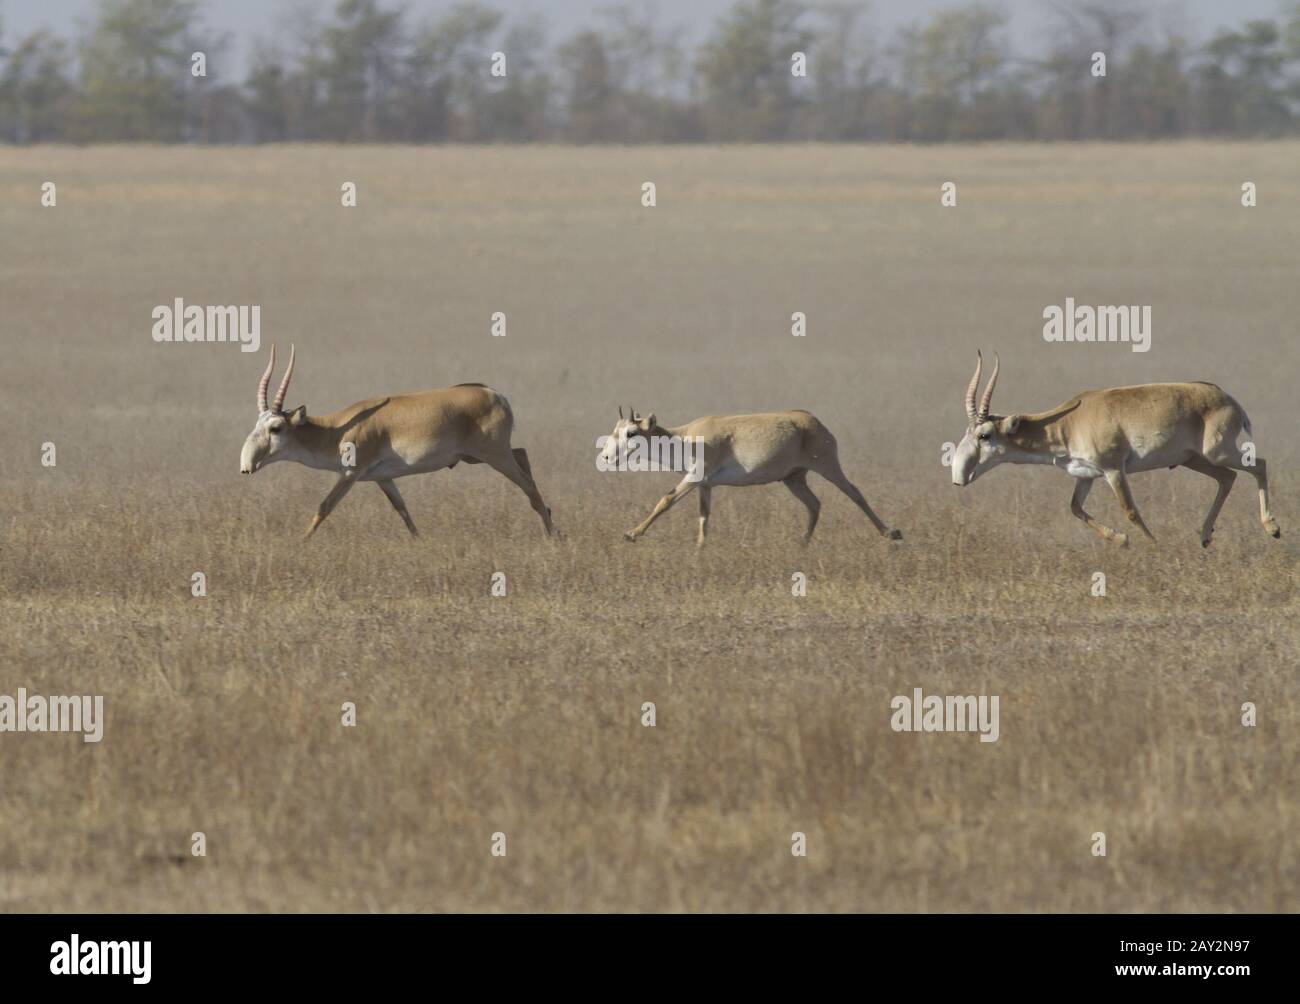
0,142 -> 1295,912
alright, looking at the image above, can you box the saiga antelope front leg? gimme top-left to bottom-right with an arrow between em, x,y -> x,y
624,474 -> 698,542
305,471 -> 359,539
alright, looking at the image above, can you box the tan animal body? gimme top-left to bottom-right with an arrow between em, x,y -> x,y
951,351 -> 1280,546
601,407 -> 902,545
240,345 -> 554,538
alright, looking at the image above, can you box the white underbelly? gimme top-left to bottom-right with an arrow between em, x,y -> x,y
1126,448 -> 1186,472
1061,457 -> 1104,479
707,461 -> 775,487
1056,447 -> 1186,479
365,452 -> 453,480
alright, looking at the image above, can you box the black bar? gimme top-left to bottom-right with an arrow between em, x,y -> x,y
0,914 -> 1290,989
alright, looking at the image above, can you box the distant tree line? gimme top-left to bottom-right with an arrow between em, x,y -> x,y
3,0 -> 1300,143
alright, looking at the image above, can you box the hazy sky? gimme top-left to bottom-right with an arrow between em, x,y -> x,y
2,0 -> 1286,76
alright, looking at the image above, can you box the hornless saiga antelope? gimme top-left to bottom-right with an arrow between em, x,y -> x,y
239,345 -> 554,539
951,351 -> 1281,547
601,407 -> 903,546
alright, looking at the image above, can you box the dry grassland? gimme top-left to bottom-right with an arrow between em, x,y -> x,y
0,142 -> 1295,911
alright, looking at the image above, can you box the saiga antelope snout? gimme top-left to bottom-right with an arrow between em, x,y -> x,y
240,344 -> 555,539
951,350 -> 1280,547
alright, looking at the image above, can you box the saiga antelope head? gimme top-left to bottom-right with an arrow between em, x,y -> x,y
951,351 -> 1026,487
240,344 -> 306,474
599,406 -> 658,466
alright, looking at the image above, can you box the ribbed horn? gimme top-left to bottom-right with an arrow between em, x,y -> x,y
618,406 -> 624,419
978,352 -> 1000,420
964,351 -> 982,425
257,344 -> 276,413
271,343 -> 295,413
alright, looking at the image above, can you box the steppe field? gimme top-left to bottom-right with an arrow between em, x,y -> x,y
0,142 -> 1296,912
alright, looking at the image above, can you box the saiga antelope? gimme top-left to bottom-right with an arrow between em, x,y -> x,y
239,345 -> 554,539
601,407 -> 902,545
951,351 -> 1281,547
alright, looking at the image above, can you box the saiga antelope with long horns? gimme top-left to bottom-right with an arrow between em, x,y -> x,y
601,407 -> 902,545
240,345 -> 554,539
951,351 -> 1281,547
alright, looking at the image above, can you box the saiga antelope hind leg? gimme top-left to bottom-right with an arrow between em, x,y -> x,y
782,471 -> 821,544
483,448 -> 555,537
696,485 -> 712,547
1211,452 -> 1281,538
1180,455 -> 1236,547
814,457 -> 901,540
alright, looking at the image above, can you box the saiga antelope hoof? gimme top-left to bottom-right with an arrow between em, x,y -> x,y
885,529 -> 903,541
623,532 -> 637,543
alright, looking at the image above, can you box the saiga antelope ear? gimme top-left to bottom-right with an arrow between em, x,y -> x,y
1001,414 -> 1022,435
288,405 -> 308,426
639,413 -> 657,431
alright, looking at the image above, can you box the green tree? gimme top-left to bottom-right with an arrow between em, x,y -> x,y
805,2 -> 877,140
559,30 -> 620,142
697,0 -> 812,141
1199,21 -> 1291,135
0,30 -> 75,141
894,4 -> 1009,141
473,16 -> 552,141
404,2 -> 503,141
76,0 -> 204,141
317,0 -> 406,141
1117,41 -> 1189,137
598,2 -> 695,141
245,42 -> 290,141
